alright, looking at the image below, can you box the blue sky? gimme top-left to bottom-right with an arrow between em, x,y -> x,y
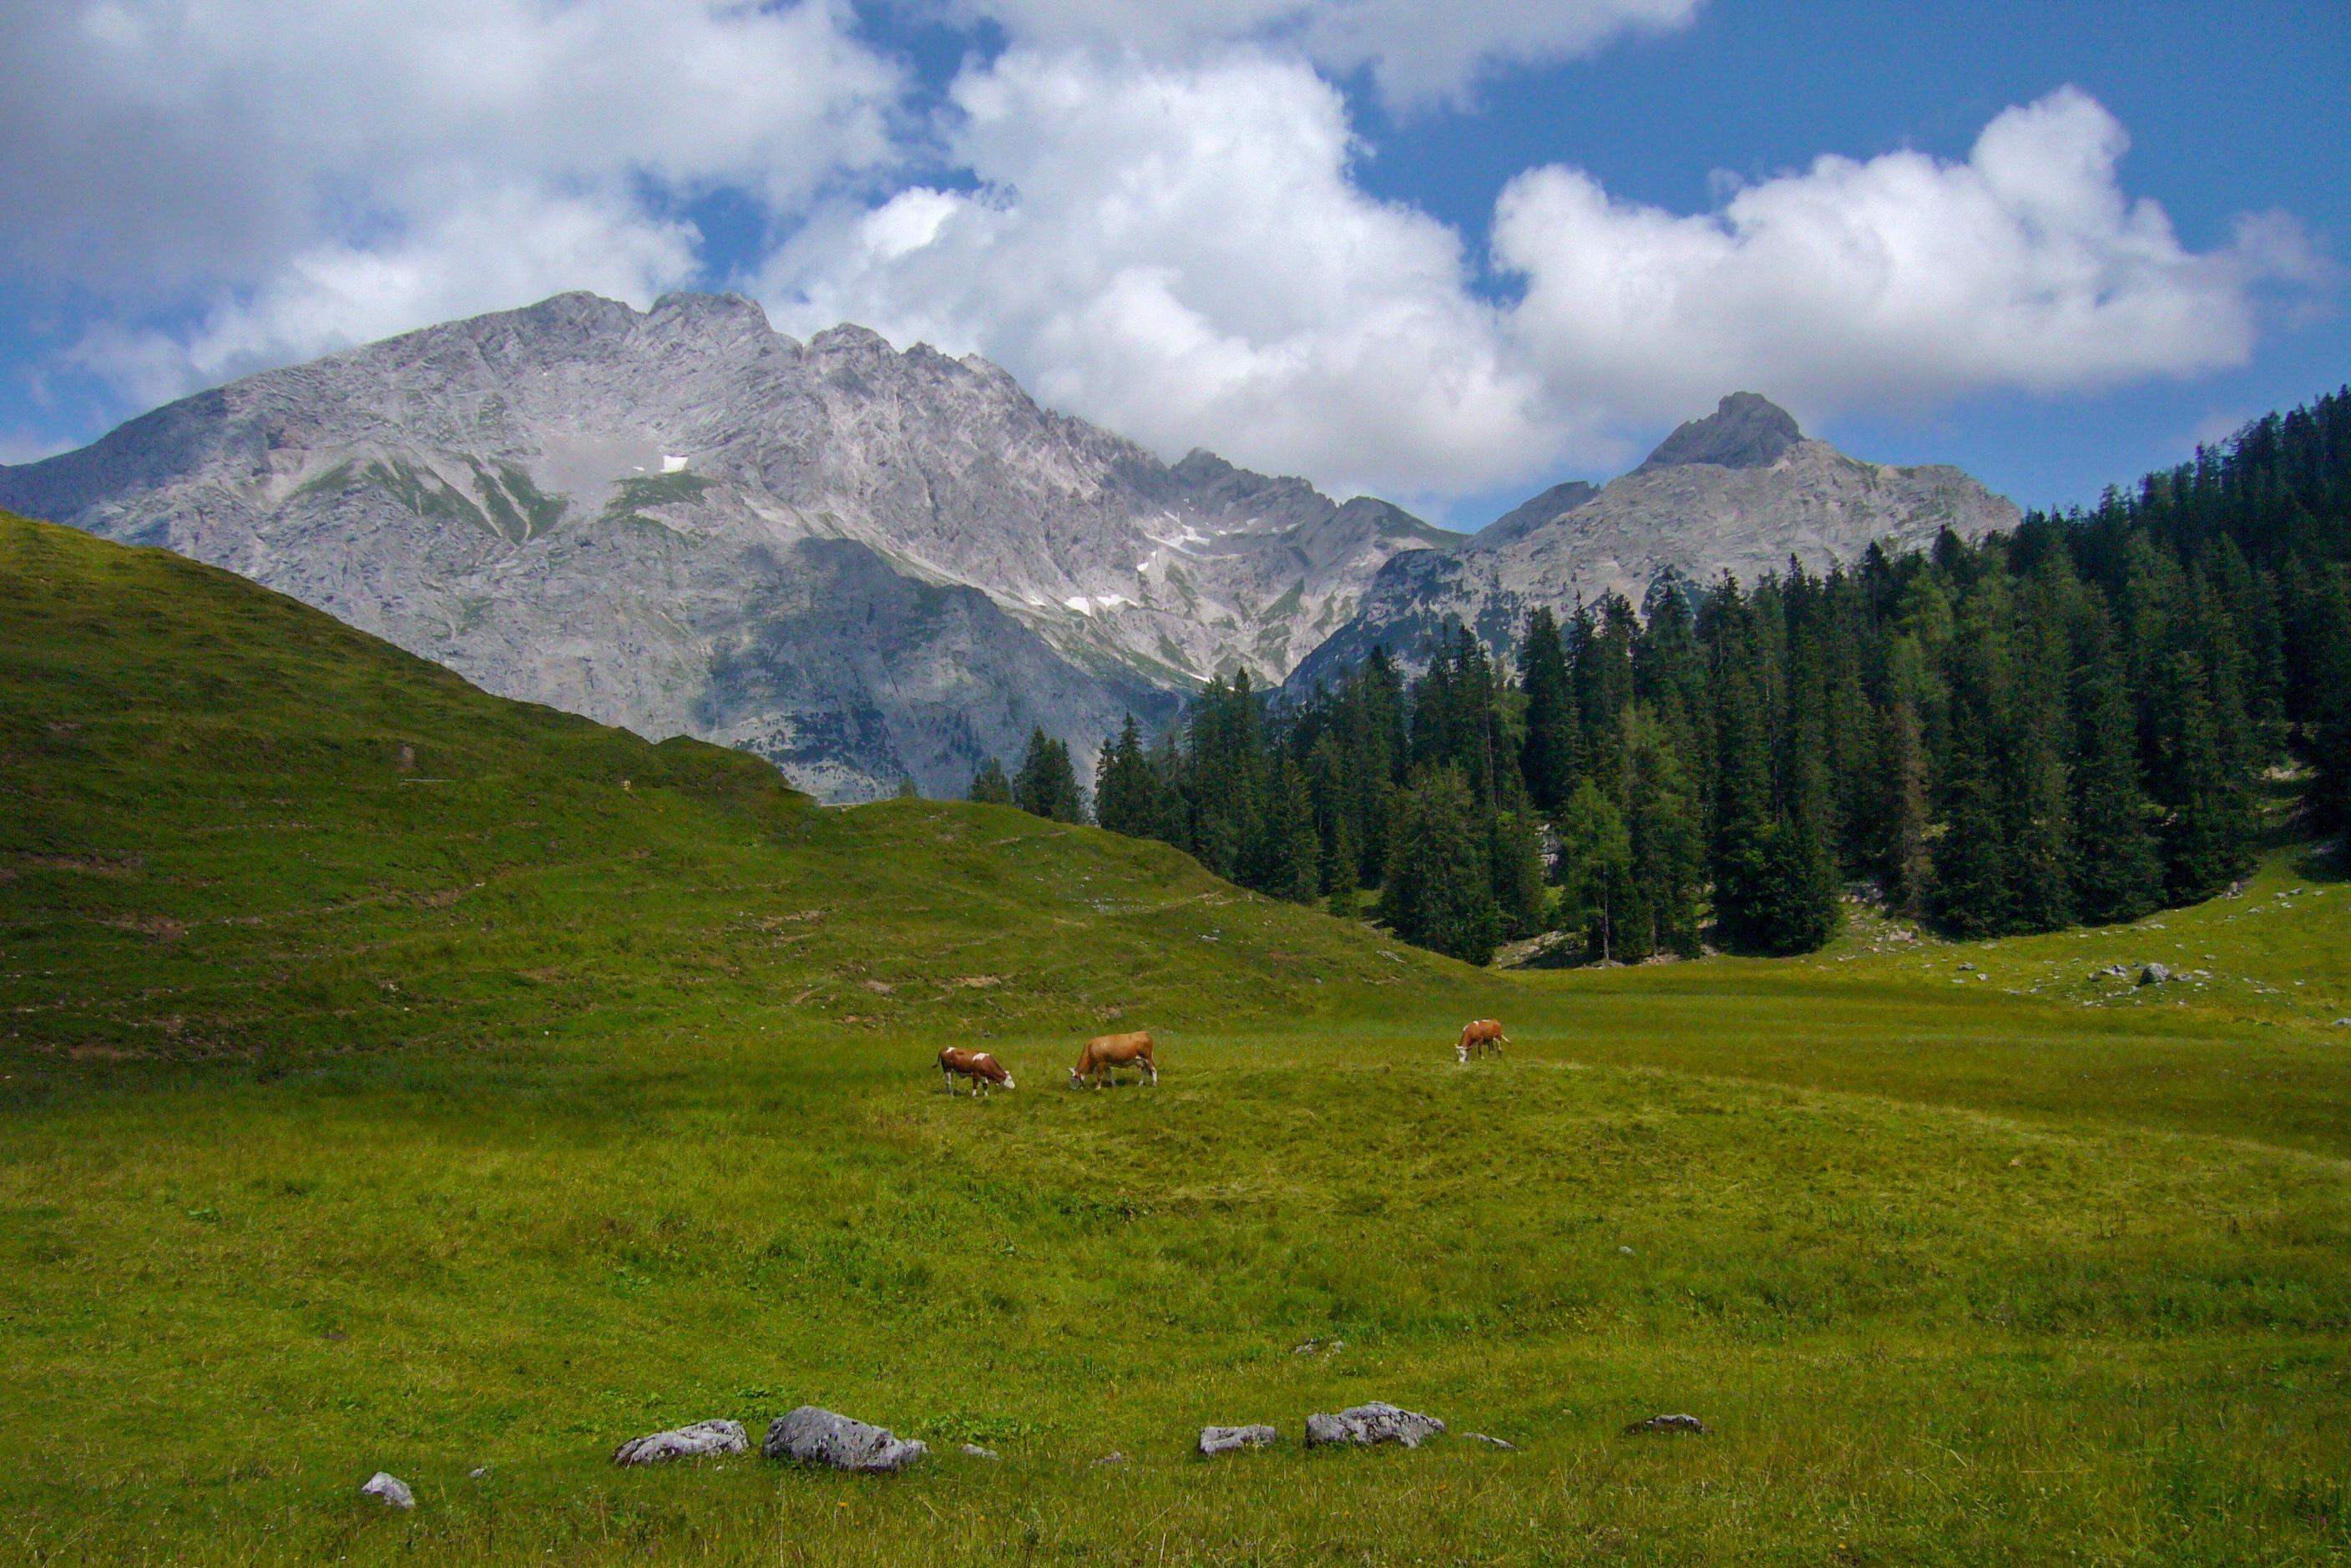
1,0 -> 2342,527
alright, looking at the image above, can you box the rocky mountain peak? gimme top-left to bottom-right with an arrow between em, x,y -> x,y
1636,392 -> 1803,473
806,322 -> 897,357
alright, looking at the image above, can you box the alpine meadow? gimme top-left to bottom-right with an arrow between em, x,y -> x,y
6,3 -> 2351,1562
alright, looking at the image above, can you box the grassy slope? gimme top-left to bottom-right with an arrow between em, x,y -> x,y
3,511 -> 2348,1565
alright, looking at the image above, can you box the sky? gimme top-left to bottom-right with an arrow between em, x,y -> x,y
0,0 -> 2343,529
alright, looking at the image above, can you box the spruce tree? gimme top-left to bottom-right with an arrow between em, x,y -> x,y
1519,607 -> 1579,812
1378,768 -> 1501,964
2070,617 -> 2165,924
1013,728 -> 1082,822
968,756 -> 1014,806
1556,779 -> 1632,960
1489,776 -> 1550,940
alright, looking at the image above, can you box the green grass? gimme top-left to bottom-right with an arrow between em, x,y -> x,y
4,511 -> 2350,1564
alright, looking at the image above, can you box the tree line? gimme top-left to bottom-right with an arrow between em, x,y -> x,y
971,387 -> 2351,965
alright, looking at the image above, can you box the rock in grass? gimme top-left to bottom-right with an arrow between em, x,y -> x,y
359,1471 -> 416,1509
1462,1432 -> 1518,1450
1623,1414 -> 1709,1436
762,1407 -> 927,1473
960,1443 -> 1001,1460
613,1419 -> 748,1466
2139,963 -> 2173,986
1303,1402 -> 1445,1449
1197,1424 -> 1277,1457
1090,1450 -> 1128,1468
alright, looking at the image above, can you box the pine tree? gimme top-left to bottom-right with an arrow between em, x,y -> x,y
1556,779 -> 1632,960
1013,728 -> 1082,822
1489,776 -> 1550,940
1252,757 -> 1322,903
1093,714 -> 1157,837
2070,614 -> 2165,924
1378,767 -> 1501,964
1519,607 -> 1579,812
1324,816 -> 1361,918
968,756 -> 1014,806
1623,706 -> 1705,958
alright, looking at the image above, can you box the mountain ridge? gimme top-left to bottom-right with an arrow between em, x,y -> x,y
0,291 -> 1447,800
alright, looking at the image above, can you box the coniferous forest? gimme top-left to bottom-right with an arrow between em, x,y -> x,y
977,387 -> 2351,964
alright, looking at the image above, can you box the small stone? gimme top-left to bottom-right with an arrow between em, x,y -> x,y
1090,1451 -> 1128,1468
1197,1424 -> 1277,1457
1623,1414 -> 1709,1437
359,1472 -> 415,1510
1618,1245 -> 1634,1255
960,1443 -> 1001,1460
1462,1432 -> 1518,1450
614,1419 -> 749,1466
1304,1402 -> 1446,1449
2139,964 -> 2172,986
2333,1019 -> 2351,1029
762,1407 -> 927,1473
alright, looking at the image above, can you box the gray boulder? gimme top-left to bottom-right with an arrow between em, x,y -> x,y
1623,1414 -> 1710,1436
2140,964 -> 2173,986
359,1471 -> 415,1510
1303,1402 -> 1446,1449
613,1419 -> 748,1466
1197,1424 -> 1278,1457
761,1407 -> 927,1473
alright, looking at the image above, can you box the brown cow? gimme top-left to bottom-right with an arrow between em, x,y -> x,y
1455,1019 -> 1508,1062
939,1045 -> 1015,1095
1069,1029 -> 1158,1088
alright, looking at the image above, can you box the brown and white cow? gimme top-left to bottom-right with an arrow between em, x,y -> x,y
1455,1019 -> 1508,1062
939,1045 -> 1015,1095
1069,1029 -> 1157,1088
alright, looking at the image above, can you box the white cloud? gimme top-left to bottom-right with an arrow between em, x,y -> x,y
761,49 -> 1558,498
3,0 -> 900,402
929,0 -> 1702,108
5,3 -> 2319,507
74,185 -> 703,409
766,65 -> 2311,499
1494,87 -> 2319,424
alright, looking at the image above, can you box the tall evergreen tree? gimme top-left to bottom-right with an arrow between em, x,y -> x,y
1378,768 -> 1501,964
968,756 -> 1014,806
1013,728 -> 1083,823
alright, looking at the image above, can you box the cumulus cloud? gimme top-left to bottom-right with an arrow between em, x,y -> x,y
74,185 -> 703,409
765,65 -> 2310,498
761,50 -> 1555,497
928,0 -> 1702,108
3,0 -> 899,400
1494,87 -> 2320,424
5,3 -> 2319,505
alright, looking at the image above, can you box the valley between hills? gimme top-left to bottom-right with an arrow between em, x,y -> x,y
4,509 -> 2348,1565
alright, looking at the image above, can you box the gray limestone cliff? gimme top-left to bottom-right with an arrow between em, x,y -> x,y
1285,394 -> 2017,693
0,291 -> 1443,799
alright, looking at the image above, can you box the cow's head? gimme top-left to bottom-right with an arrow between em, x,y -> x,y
1455,1041 -> 1470,1063
999,1072 -> 1017,1089
1067,1065 -> 1084,1086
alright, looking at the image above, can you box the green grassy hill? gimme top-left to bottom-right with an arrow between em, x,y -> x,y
4,511 -> 2348,1565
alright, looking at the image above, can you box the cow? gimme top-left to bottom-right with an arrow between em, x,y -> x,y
939,1045 -> 1014,1096
1455,1019 -> 1508,1063
1069,1029 -> 1158,1088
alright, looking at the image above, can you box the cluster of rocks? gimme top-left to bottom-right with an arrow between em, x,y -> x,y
360,1399 -> 1711,1508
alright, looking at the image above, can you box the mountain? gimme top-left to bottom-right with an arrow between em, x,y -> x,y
1285,393 -> 2019,691
0,291 -> 1447,801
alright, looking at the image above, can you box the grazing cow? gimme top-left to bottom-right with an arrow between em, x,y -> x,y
1455,1019 -> 1508,1062
939,1045 -> 1014,1096
1069,1029 -> 1158,1088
